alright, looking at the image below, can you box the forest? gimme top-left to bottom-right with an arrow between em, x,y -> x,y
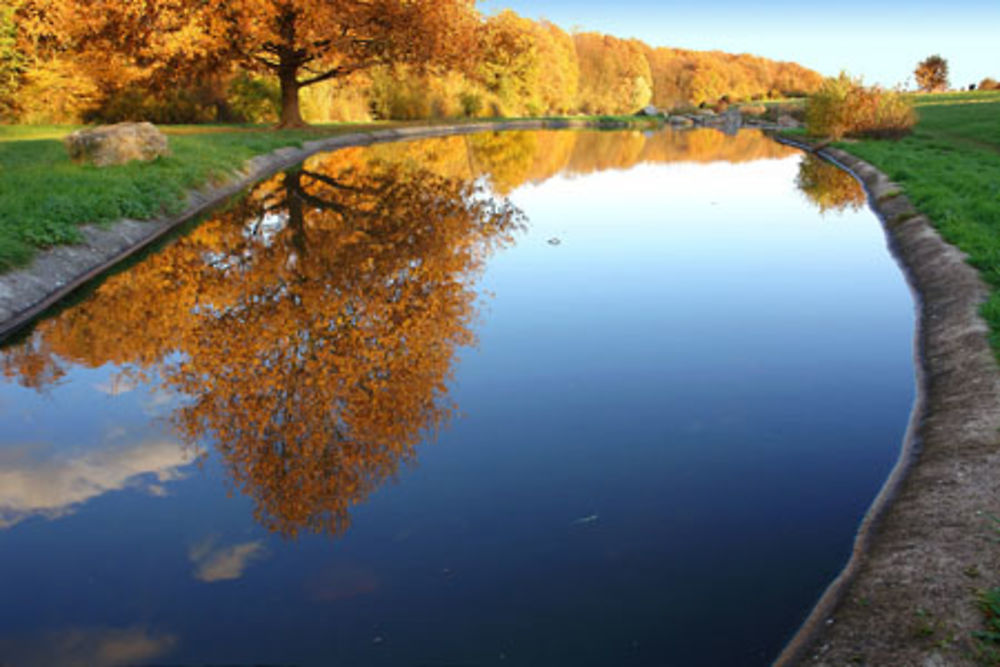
0,1 -> 823,126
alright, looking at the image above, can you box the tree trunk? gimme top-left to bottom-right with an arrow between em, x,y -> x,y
278,65 -> 306,128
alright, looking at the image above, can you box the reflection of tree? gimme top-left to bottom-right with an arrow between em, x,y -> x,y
2,128 -> 800,535
2,150 -> 522,538
166,159 -> 522,536
795,154 -> 866,215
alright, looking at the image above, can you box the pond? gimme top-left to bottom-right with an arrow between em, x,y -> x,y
0,128 -> 914,666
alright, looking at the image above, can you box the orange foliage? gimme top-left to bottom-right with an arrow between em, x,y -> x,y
573,32 -> 653,114
12,1 -> 823,123
16,0 -> 478,126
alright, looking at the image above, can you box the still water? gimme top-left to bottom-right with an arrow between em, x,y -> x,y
0,129 -> 913,666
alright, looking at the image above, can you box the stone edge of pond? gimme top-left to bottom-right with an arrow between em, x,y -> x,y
0,118 -> 615,343
772,135 -> 1000,666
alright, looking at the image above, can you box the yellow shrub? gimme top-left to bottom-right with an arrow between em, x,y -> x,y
806,73 -> 915,139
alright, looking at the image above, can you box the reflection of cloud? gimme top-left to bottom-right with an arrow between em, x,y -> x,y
0,626 -> 177,667
93,376 -> 139,396
0,440 -> 196,529
142,387 -> 180,417
189,538 -> 266,583
306,562 -> 380,602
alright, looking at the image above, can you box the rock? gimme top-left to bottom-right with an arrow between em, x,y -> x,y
636,105 -> 661,117
669,116 -> 695,127
777,114 -> 802,128
65,122 -> 170,167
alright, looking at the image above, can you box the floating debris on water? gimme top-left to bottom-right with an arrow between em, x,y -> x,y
572,514 -> 599,525
547,237 -> 562,246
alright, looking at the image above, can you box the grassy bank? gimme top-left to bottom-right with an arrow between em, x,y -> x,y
0,123 -> 395,271
830,96 -> 1000,352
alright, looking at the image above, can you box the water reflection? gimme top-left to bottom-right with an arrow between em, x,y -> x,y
795,154 -> 867,214
0,627 -> 177,667
0,438 -> 194,529
0,128 -> 912,666
0,128 -> 796,539
3,151 -> 524,538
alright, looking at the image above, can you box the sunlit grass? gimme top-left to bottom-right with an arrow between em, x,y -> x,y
905,90 -> 1000,106
837,98 -> 1000,352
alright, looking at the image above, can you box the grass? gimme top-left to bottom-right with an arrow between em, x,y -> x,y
832,97 -> 1000,353
0,122 -> 391,271
906,89 -> 1000,107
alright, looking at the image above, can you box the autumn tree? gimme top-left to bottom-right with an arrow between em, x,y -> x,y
574,32 -> 652,114
473,11 -> 543,115
16,0 -> 478,127
0,2 -> 23,118
915,54 -> 949,92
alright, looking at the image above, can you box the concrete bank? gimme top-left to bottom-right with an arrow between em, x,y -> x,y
0,118 -> 619,342
774,135 -> 1000,665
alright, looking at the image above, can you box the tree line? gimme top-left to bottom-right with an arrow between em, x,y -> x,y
0,1 -> 823,126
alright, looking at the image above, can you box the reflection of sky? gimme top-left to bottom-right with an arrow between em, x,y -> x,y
0,132 -> 915,666
0,364 -> 195,528
0,437 -> 195,529
482,0 -> 1000,88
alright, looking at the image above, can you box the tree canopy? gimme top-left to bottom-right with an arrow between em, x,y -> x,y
6,3 -> 823,124
16,0 -> 478,126
915,54 -> 949,92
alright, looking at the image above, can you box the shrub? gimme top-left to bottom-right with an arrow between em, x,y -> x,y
805,73 -> 915,140
227,73 -> 280,123
980,78 -> 1000,91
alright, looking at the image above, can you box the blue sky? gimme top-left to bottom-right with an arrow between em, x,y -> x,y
480,0 -> 1000,88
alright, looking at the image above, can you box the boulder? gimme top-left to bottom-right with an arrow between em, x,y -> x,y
777,114 -> 802,128
65,122 -> 170,167
636,105 -> 661,117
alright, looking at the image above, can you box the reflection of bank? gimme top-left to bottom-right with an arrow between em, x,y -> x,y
1,144 -> 524,539
795,154 -> 867,215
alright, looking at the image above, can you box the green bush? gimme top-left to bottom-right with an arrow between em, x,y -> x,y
227,73 -> 280,123
806,72 -> 915,140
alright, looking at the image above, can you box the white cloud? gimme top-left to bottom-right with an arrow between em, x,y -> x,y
0,439 -> 197,529
93,375 -> 139,397
189,538 -> 266,583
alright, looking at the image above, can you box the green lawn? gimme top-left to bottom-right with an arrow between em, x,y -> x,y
905,89 -> 1000,106
0,123 -> 388,272
835,97 -> 1000,351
